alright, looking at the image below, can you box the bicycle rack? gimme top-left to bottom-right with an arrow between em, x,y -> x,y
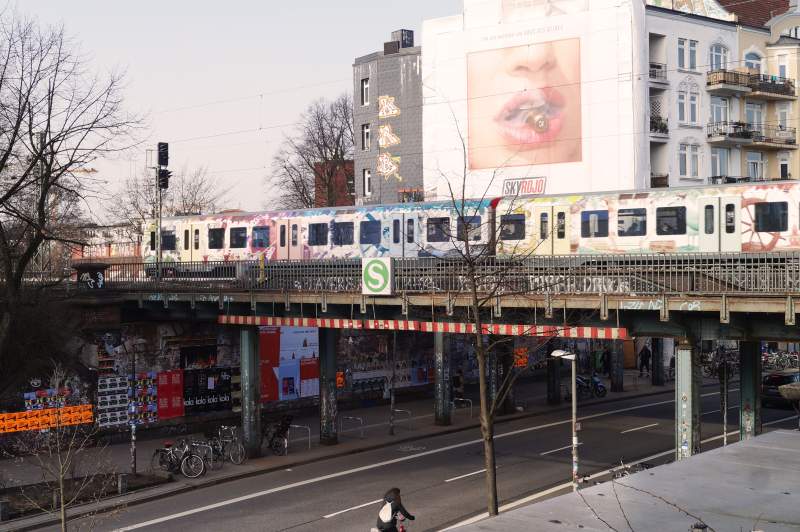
392,408 -> 412,426
339,415 -> 365,438
451,398 -> 473,418
289,424 -> 311,451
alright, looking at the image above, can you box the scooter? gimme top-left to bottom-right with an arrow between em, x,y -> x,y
574,373 -> 607,399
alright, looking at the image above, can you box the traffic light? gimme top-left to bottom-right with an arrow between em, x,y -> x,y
157,142 -> 169,167
158,168 -> 171,189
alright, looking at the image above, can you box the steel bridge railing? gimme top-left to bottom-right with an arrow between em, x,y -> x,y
53,253 -> 800,297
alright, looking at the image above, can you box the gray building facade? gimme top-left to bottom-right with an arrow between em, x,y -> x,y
353,30 -> 423,205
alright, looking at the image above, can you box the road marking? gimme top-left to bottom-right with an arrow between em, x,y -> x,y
620,423 -> 658,434
445,468 -> 487,483
701,406 -> 739,416
540,443 -> 582,456
322,499 -> 382,519
111,390 -> 735,531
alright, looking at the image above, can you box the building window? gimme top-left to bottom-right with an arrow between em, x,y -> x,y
744,52 -> 761,72
252,226 -> 269,248
360,78 -> 369,106
689,92 -> 698,124
710,96 -> 728,124
332,221 -> 354,246
427,217 -> 450,242
308,223 -> 328,246
709,44 -> 728,71
361,124 -> 370,151
656,207 -> 686,235
580,210 -> 609,238
678,92 -> 686,123
679,143 -> 699,178
457,216 -> 482,242
229,227 -> 247,248
746,102 -> 764,130
499,214 -> 525,240
678,38 -> 685,69
711,147 -> 729,177
778,103 -> 790,128
689,40 -> 697,69
779,54 -> 788,78
208,228 -> 224,250
359,220 -> 381,245
781,159 -> 790,179
754,201 -> 788,232
617,208 -> 647,237
746,151 -> 764,181
363,169 -> 372,196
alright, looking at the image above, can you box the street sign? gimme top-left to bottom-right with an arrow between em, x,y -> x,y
362,258 -> 393,296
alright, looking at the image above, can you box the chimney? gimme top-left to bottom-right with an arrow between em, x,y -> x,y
384,41 -> 400,55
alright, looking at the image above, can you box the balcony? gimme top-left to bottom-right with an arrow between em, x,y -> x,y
751,124 -> 797,149
711,175 -> 789,184
706,70 -> 751,96
747,74 -> 796,100
650,173 -> 669,188
649,62 -> 668,88
649,115 -> 668,142
706,121 -> 754,146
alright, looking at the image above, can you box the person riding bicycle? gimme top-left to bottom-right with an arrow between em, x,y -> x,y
376,487 -> 415,531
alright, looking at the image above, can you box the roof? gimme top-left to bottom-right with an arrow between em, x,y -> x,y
718,0 -> 790,27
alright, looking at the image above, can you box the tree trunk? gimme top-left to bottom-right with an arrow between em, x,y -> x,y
477,348 -> 499,516
59,471 -> 66,532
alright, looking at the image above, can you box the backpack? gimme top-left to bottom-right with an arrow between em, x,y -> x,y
378,501 -> 394,524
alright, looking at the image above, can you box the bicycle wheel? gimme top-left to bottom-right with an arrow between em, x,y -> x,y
228,442 -> 246,465
180,453 -> 206,478
150,450 -> 168,473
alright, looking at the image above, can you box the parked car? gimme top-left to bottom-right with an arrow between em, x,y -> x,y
762,369 -> 800,407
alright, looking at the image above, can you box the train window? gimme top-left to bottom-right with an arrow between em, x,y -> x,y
308,223 -> 328,246
360,220 -> 381,245
457,216 -> 481,242
230,227 -> 247,248
161,230 -> 176,251
393,220 -> 400,244
208,228 -> 224,249
184,230 -> 190,250
581,210 -> 609,238
332,221 -> 354,246
704,205 -> 714,235
252,226 -> 269,248
291,224 -> 298,246
725,204 -> 736,234
279,225 -> 286,247
618,209 -> 646,237
539,213 -> 549,240
194,229 -> 200,250
556,212 -> 565,239
427,217 -> 450,242
407,219 -> 414,243
754,201 -> 788,232
499,214 -> 525,240
149,231 -> 156,251
656,207 -> 686,235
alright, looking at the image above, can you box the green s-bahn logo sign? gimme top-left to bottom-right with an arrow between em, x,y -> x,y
362,258 -> 393,295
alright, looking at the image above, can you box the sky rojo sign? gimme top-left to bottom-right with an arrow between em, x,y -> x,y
362,258 -> 392,295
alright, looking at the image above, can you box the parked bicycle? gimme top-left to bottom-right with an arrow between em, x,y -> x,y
150,438 -> 206,478
261,414 -> 293,455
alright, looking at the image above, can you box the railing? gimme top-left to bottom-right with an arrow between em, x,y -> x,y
649,115 -> 668,134
65,254 -> 800,296
707,69 -> 797,97
707,69 -> 750,88
650,173 -> 669,188
751,123 -> 797,145
649,62 -> 667,81
706,121 -> 754,140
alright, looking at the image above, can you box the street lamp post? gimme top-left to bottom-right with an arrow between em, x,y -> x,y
551,349 -> 578,492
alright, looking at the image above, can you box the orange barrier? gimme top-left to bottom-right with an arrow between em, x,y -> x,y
0,404 -> 93,433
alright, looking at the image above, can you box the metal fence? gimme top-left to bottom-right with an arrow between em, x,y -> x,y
64,253 -> 800,297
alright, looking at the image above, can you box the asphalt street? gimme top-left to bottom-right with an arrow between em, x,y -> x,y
48,386 -> 799,532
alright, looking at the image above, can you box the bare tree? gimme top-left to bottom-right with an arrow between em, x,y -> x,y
0,12 -> 138,374
269,93 -> 354,209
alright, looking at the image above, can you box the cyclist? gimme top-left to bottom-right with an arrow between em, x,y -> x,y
376,487 -> 415,531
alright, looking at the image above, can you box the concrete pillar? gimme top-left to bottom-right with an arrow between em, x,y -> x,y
739,340 -> 762,440
546,355 -> 562,405
675,340 -> 701,460
610,340 -> 624,393
434,332 -> 452,426
319,327 -> 338,445
240,327 -> 262,458
651,338 -> 665,386
497,342 -> 516,415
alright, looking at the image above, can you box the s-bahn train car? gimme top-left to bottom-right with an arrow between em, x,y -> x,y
142,181 -> 800,272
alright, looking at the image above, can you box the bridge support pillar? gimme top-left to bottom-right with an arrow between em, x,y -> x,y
434,332 -> 452,426
610,340 -> 624,393
675,340 -> 701,460
739,341 -> 762,441
319,328 -> 339,445
546,354 -> 561,405
240,327 -> 262,458
651,338 -> 665,386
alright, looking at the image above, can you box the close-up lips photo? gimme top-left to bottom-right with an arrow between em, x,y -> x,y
494,87 -> 565,148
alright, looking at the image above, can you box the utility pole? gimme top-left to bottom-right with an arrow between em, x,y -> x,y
389,331 -> 397,436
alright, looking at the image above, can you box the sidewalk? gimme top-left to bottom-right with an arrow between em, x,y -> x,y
0,371 -> 677,531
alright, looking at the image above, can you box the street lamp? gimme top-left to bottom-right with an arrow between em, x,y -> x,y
551,349 -> 578,492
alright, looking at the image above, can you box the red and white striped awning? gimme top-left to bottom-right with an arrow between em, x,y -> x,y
218,315 -> 628,340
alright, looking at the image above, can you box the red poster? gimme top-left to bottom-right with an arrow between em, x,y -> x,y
259,327 -> 280,403
157,369 -> 184,420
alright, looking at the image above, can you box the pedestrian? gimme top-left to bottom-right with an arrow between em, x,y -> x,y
639,343 -> 652,377
376,487 -> 415,532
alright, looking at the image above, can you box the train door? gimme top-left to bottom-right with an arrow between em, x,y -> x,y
720,196 -> 741,252
531,205 -> 553,255
553,205 -> 570,255
276,220 -> 289,260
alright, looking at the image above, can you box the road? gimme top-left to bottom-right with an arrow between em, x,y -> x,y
50,387 -> 798,532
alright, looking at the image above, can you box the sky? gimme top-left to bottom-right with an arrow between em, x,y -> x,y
22,0 -> 462,219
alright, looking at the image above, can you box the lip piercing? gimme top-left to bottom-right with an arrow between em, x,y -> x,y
528,113 -> 549,133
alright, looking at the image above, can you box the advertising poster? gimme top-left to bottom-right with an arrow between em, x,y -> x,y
157,369 -> 184,420
259,326 -> 319,403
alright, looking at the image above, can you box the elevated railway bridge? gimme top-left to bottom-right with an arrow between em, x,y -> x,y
66,252 -> 800,459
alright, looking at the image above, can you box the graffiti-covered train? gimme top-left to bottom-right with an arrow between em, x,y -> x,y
142,181 -> 800,269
